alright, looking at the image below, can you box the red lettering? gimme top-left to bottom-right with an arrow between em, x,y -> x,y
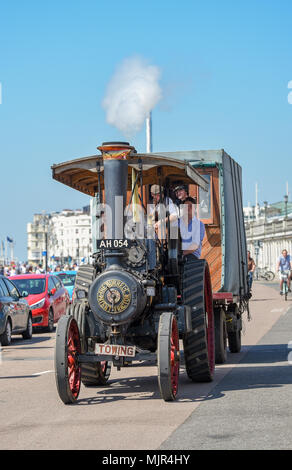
105,345 -> 111,354
120,346 -> 127,355
127,346 -> 134,357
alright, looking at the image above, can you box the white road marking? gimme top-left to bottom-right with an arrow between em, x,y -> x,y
271,308 -> 284,312
33,370 -> 54,376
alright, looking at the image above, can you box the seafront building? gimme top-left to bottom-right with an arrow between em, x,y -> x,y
244,200 -> 292,272
27,206 -> 92,268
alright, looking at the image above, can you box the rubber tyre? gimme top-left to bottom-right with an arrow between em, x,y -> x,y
214,308 -> 227,364
157,312 -> 180,401
55,315 -> 81,404
265,271 -> 275,281
81,361 -> 111,387
46,309 -> 55,333
182,259 -> 215,382
0,319 -> 12,346
228,329 -> 241,353
22,314 -> 33,340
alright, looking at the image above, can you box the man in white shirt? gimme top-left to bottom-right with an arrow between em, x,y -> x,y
149,184 -> 178,238
178,196 -> 202,258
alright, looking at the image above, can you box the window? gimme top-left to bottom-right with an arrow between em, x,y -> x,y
48,277 -> 55,292
3,279 -> 20,298
197,173 -> 214,224
52,276 -> 62,290
0,279 -> 9,296
11,278 -> 46,295
0,281 -> 5,297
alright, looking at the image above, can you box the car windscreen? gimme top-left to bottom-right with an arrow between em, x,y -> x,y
12,278 -> 46,295
56,273 -> 76,286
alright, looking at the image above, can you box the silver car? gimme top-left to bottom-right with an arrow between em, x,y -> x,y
0,275 -> 32,345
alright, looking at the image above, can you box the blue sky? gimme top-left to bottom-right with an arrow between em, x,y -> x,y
1,0 -> 292,261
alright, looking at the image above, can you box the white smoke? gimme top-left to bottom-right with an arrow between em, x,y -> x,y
102,56 -> 162,137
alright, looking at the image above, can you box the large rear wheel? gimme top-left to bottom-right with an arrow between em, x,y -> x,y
81,361 -> 111,387
157,312 -> 180,401
55,315 -> 81,404
182,259 -> 215,382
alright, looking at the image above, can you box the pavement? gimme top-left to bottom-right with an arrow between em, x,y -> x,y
160,280 -> 292,450
1,280 -> 291,450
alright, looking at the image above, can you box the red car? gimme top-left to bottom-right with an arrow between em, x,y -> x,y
9,274 -> 69,332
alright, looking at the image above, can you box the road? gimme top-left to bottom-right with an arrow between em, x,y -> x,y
0,281 -> 292,450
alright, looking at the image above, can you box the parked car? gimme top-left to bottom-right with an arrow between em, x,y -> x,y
0,275 -> 32,345
54,270 -> 77,301
9,274 -> 70,332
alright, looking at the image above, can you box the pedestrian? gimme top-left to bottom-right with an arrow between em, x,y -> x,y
276,249 -> 291,295
247,250 -> 256,291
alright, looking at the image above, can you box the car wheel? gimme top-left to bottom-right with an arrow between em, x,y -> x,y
0,319 -> 12,346
22,314 -> 33,340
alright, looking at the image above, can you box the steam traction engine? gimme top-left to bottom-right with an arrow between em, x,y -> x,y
52,142 -> 214,403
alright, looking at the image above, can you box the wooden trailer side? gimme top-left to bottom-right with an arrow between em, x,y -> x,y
189,166 -> 222,293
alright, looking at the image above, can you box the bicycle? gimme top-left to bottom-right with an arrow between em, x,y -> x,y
279,270 -> 290,301
255,267 -> 275,281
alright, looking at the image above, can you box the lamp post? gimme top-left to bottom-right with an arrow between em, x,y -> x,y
41,213 -> 49,272
264,201 -> 268,221
284,194 -> 288,220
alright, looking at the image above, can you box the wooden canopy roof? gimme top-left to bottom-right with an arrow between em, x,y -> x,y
51,152 -> 209,197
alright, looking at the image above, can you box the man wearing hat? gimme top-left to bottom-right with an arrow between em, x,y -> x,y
172,183 -> 205,259
149,184 -> 178,237
173,182 -> 189,205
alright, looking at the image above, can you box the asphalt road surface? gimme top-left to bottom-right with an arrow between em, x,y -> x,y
1,281 -> 292,450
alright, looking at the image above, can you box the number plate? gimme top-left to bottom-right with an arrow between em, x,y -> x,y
96,239 -> 132,249
95,343 -> 136,358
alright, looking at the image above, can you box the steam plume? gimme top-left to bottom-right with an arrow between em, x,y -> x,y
102,56 -> 162,137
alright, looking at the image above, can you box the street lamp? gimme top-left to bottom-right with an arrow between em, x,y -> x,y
264,201 -> 268,221
284,195 -> 288,220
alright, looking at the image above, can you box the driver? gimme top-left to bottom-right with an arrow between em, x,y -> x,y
149,184 -> 178,238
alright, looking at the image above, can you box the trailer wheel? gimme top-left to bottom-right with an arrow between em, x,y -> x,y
214,307 -> 227,364
55,315 -> 81,404
157,312 -> 180,401
227,305 -> 242,353
182,259 -> 215,382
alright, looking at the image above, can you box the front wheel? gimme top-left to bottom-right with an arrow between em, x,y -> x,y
0,319 -> 12,346
265,271 -> 275,281
55,315 -> 81,404
157,312 -> 180,401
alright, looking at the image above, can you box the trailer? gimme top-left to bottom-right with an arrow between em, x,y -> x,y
155,149 -> 251,363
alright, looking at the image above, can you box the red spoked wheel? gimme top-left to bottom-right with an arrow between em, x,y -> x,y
158,312 -> 180,401
55,315 -> 81,404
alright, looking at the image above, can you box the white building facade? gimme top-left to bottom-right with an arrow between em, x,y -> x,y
27,207 -> 92,268
245,201 -> 292,272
